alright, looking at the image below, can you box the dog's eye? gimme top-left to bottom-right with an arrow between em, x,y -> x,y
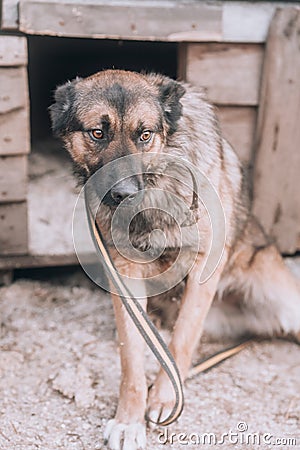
89,129 -> 104,140
140,130 -> 152,142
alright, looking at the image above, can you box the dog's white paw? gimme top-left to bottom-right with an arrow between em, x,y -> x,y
147,376 -> 176,426
147,406 -> 173,428
104,419 -> 146,450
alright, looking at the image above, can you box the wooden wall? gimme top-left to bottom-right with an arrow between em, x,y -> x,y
0,36 -> 29,255
178,42 -> 264,167
252,8 -> 300,254
0,3 -> 299,266
178,8 -> 300,254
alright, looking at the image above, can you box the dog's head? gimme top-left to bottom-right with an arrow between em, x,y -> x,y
50,70 -> 185,206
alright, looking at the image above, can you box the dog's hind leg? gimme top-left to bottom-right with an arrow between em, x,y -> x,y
103,259 -> 148,450
210,245 -> 300,342
147,253 -> 227,424
247,245 -> 300,340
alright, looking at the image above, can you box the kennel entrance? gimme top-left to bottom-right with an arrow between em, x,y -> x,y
0,1 -> 299,276
0,35 -> 178,270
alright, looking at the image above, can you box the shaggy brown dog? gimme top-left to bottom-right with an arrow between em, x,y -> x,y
50,69 -> 300,450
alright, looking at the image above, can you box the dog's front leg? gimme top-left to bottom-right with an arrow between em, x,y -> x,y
147,255 -> 226,424
104,260 -> 148,450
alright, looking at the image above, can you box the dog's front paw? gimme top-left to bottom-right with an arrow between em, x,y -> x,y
147,375 -> 176,425
104,419 -> 146,450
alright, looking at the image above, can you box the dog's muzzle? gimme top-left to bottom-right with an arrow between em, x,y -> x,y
102,175 -> 143,207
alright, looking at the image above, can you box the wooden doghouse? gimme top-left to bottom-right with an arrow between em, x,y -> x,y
0,1 -> 299,278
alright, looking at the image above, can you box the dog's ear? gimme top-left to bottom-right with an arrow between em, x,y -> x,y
159,80 -> 186,133
49,78 -> 81,137
148,75 -> 186,134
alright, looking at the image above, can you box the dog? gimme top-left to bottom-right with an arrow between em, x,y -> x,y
50,69 -> 300,450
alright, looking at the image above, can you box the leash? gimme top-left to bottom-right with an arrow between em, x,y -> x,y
85,188 -> 183,426
84,184 -> 253,427
187,339 -> 253,379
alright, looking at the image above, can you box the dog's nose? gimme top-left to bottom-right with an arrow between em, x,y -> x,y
110,179 -> 141,205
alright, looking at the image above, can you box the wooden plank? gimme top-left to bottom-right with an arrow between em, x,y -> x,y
0,67 -> 28,114
0,202 -> 28,255
0,155 -> 27,202
183,43 -> 264,106
177,43 -> 187,80
217,106 -> 257,166
0,252 -> 79,269
0,0 -> 20,29
0,108 -> 30,155
3,0 -> 299,41
18,0 -> 222,41
222,2 -> 294,43
0,36 -> 27,66
252,8 -> 300,254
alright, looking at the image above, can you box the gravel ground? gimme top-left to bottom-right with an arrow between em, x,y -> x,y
0,269 -> 299,450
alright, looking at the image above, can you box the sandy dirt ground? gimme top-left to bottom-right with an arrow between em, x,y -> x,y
0,267 -> 299,450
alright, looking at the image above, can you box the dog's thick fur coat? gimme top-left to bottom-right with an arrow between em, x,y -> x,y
50,70 -> 300,450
